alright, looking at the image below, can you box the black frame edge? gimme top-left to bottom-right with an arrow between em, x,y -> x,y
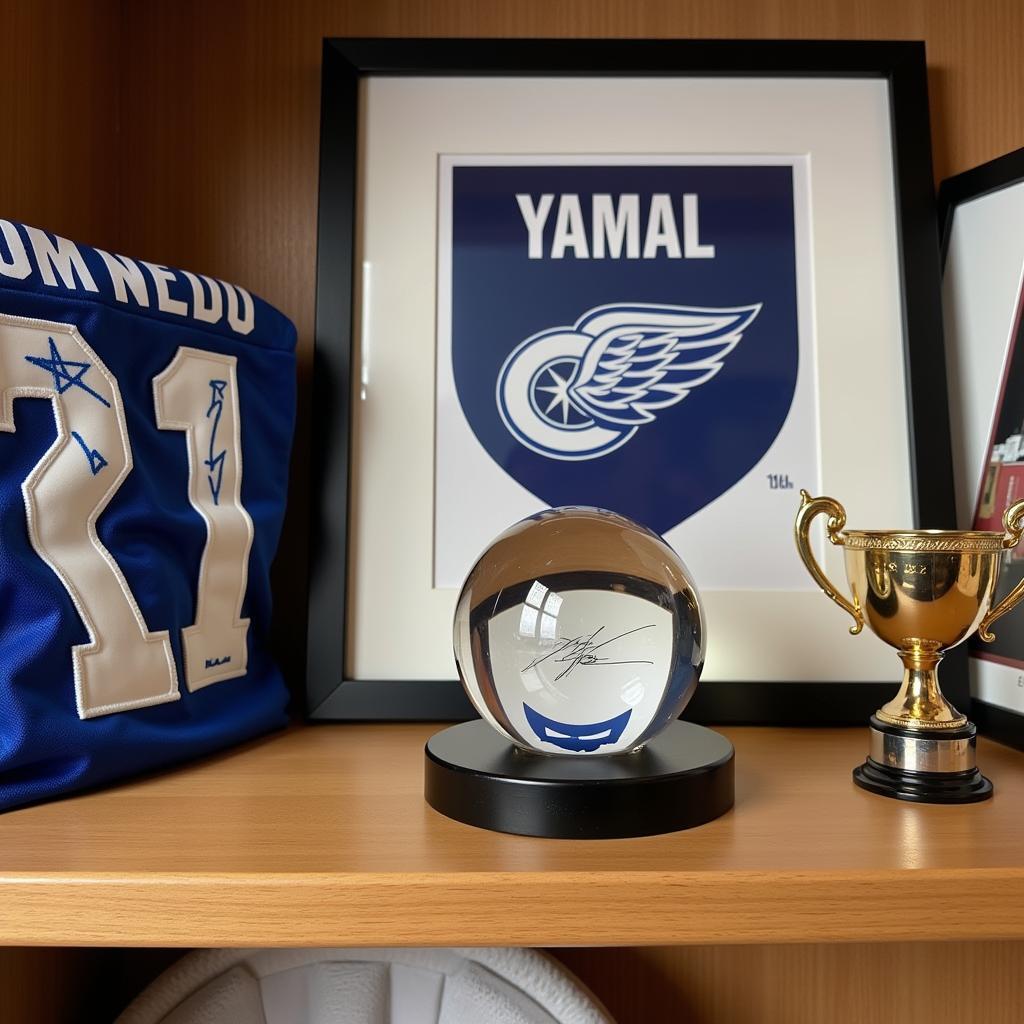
887,43 -> 954,531
311,677 -> 907,728
307,40 -> 359,718
938,145 -> 1024,264
972,698 -> 1024,753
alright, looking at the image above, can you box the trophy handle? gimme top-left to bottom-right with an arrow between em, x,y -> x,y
794,490 -> 864,635
978,498 -> 1024,641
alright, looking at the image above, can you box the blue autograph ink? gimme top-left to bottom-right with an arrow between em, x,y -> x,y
70,430 -> 108,475
26,338 -> 111,407
205,380 -> 228,505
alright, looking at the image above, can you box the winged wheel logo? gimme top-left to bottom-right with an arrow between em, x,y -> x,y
496,303 -> 761,460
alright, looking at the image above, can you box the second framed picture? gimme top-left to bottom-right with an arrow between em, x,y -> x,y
941,145 -> 1024,750
308,38 -> 953,722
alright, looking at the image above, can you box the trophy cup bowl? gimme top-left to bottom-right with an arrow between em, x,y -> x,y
795,491 -> 1024,803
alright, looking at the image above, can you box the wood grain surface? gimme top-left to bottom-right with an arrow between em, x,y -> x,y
0,724 -> 1022,947
556,941 -> 1024,1024
1,0 -> 123,253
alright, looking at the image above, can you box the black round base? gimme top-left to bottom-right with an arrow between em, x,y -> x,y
424,719 -> 734,839
853,759 -> 993,804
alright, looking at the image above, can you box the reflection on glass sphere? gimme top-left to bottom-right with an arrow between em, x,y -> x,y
453,506 -> 705,756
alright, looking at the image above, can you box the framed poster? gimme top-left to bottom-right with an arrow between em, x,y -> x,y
940,146 -> 1024,750
308,38 -> 953,723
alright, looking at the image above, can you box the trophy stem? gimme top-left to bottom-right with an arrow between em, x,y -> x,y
876,645 -> 967,730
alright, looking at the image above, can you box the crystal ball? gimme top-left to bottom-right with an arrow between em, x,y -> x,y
453,507 -> 705,755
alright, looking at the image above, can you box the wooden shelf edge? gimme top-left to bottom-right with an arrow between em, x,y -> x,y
0,867 -> 1020,947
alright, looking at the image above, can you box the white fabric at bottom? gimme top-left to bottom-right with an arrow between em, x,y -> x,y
115,947 -> 615,1024
161,966 -> 266,1024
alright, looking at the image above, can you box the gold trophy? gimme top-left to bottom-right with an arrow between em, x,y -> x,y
795,491 -> 1024,803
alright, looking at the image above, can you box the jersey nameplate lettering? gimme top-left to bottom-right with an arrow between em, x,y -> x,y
0,221 -> 254,336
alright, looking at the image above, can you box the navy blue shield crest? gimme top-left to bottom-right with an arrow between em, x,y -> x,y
447,160 -> 803,535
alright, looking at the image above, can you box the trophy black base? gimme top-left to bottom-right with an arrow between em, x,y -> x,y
852,716 -> 993,804
424,719 -> 734,838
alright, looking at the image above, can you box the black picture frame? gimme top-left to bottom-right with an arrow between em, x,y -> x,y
938,147 -> 1024,258
939,146 -> 1024,751
308,37 -> 955,724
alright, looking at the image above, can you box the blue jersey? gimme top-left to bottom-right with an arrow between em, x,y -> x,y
0,220 -> 294,811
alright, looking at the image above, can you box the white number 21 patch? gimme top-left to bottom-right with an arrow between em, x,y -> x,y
0,312 -> 252,719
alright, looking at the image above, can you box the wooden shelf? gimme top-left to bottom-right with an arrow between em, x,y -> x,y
1,723 -> 1023,947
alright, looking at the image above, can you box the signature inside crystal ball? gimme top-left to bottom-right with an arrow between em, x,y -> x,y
453,507 -> 704,756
